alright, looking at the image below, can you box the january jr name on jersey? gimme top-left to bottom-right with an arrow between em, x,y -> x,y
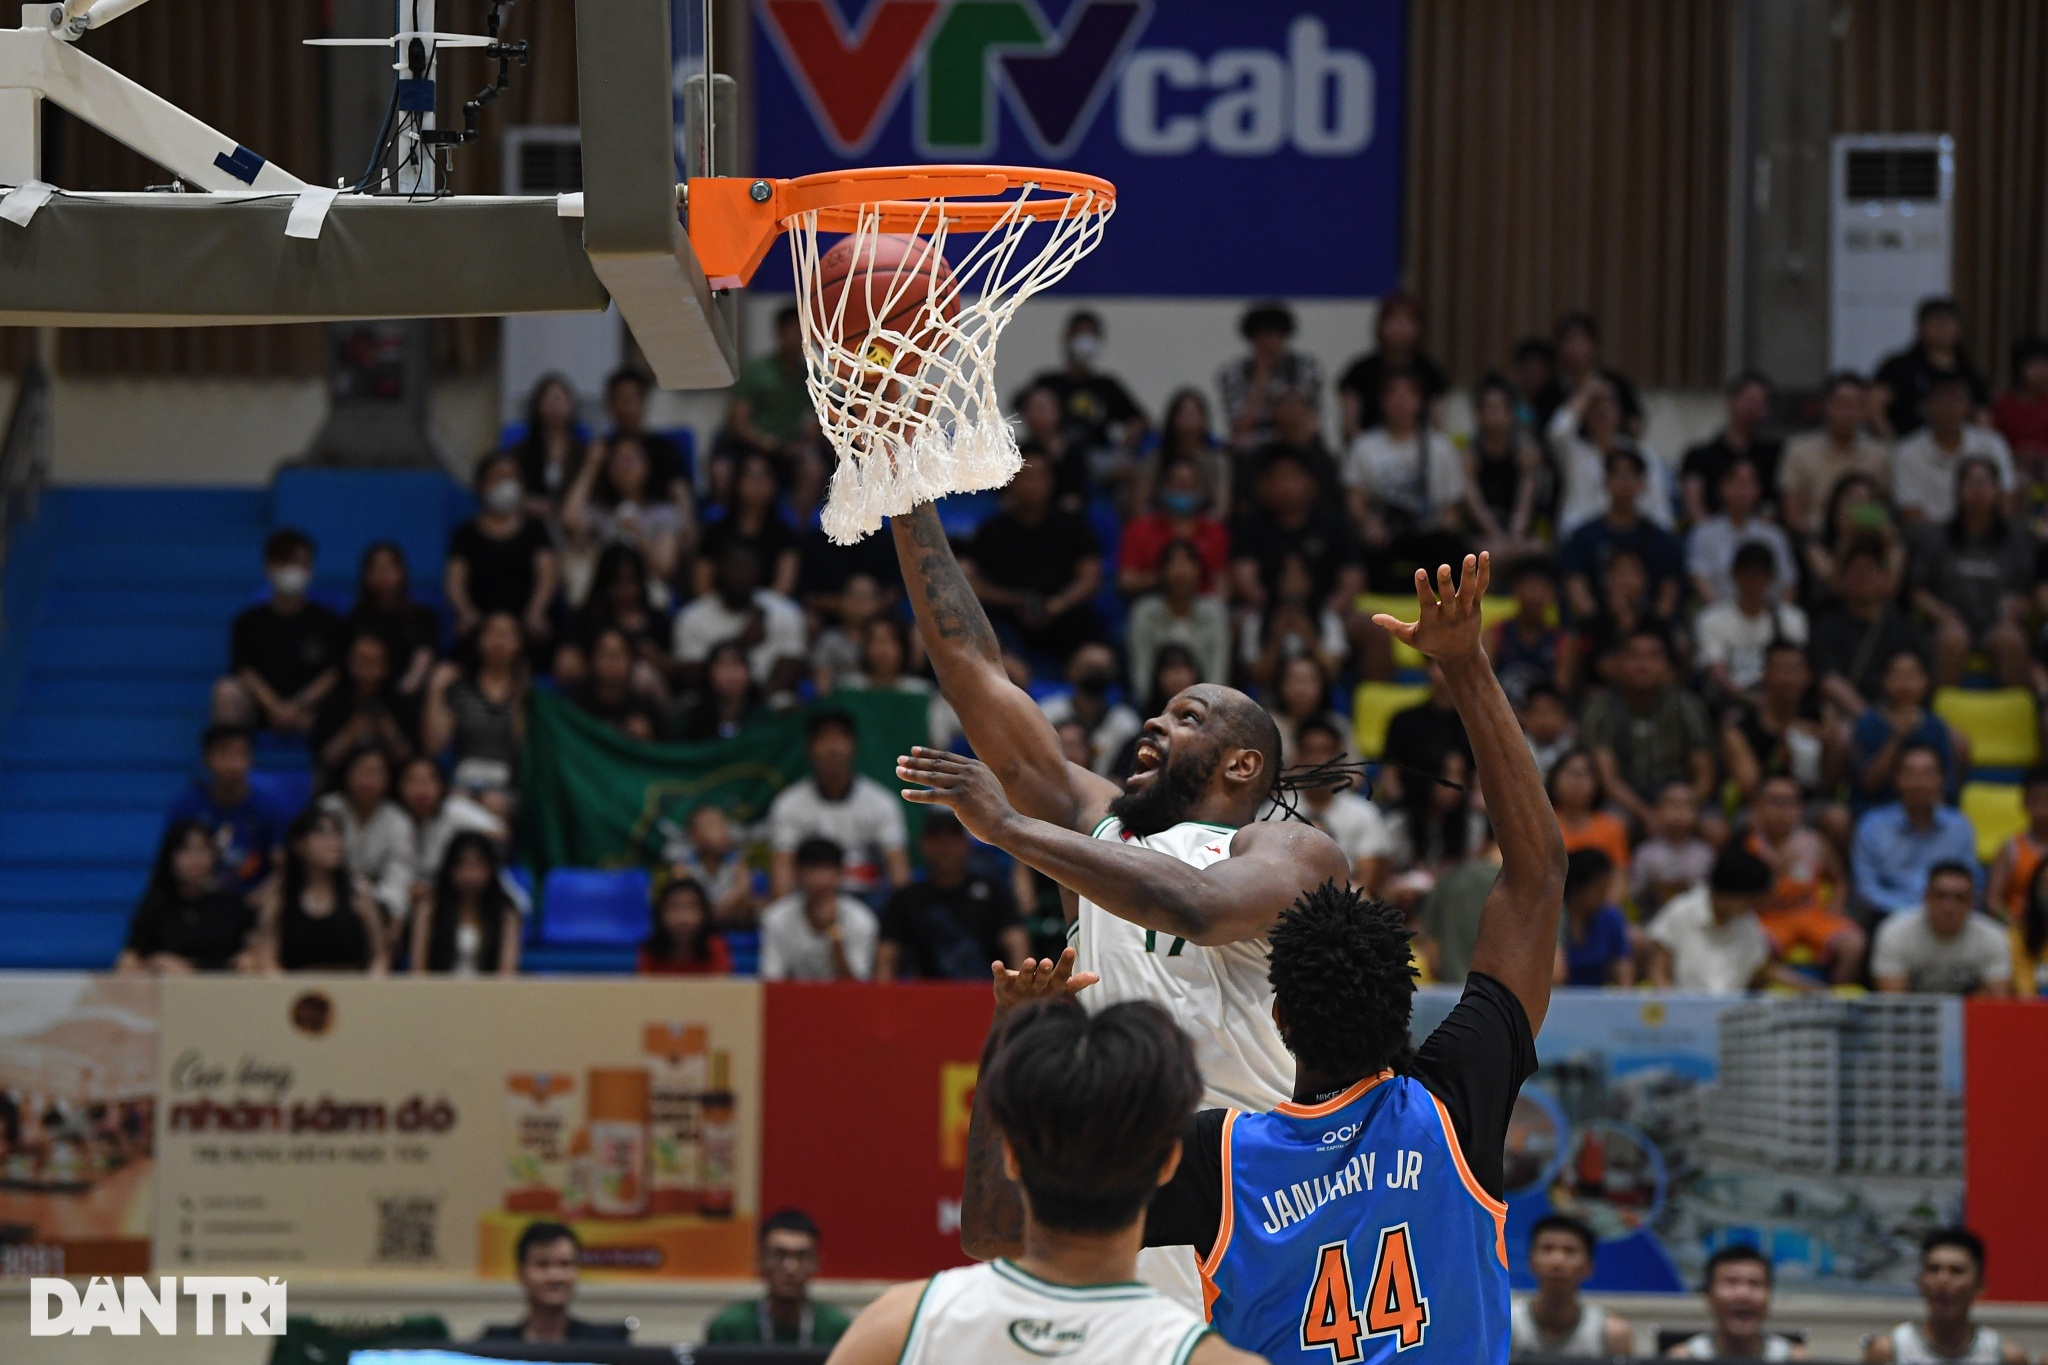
1257,1147 -> 1427,1234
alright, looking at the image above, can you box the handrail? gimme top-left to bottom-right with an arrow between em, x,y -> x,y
0,360 -> 53,634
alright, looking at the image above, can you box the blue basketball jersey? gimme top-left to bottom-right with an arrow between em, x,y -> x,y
1200,1072 -> 1510,1365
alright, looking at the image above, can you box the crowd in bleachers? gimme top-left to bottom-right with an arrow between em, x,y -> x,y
113,294 -> 2048,996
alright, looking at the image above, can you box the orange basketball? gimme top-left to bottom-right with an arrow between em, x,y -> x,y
814,233 -> 957,375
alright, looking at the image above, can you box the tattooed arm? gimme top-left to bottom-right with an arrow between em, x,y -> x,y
959,950 -> 1098,1260
892,504 -> 1118,830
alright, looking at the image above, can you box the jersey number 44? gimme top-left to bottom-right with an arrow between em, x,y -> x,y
1299,1223 -> 1430,1360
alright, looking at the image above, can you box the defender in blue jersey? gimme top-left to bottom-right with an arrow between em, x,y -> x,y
949,555 -> 1566,1365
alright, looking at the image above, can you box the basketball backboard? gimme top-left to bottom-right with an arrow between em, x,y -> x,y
0,0 -> 737,388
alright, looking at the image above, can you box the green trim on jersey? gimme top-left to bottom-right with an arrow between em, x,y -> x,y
1090,814 -> 1119,839
894,1277 -> 937,1365
1171,1324 -> 1217,1365
991,1259 -> 1154,1302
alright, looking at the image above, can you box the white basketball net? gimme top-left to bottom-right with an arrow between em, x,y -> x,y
787,183 -> 1114,544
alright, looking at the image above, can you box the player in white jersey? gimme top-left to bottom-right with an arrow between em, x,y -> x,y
825,957 -> 1260,1365
1865,1229 -> 2025,1365
889,501 -> 1349,1302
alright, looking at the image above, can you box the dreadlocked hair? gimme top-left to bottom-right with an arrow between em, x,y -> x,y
1265,756 -> 1465,822
1267,880 -> 1417,1078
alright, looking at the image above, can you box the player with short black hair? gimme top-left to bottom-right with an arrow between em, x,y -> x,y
945,557 -> 1567,1364
1512,1214 -> 1636,1356
826,972 -> 1260,1365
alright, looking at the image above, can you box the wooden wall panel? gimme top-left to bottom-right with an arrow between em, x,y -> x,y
1405,0 -> 1735,388
1835,0 -> 2048,386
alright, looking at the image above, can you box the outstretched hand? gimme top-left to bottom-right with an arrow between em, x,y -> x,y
1371,553 -> 1490,663
991,947 -> 1099,1018
898,747 -> 1020,845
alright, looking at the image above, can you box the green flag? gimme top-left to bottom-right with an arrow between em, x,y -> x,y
518,687 -> 935,872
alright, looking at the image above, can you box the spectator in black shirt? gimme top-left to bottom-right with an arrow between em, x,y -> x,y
116,821 -> 254,974
1872,296 -> 1992,439
561,544 -> 676,702
447,452 -> 559,657
311,632 -> 419,780
1810,541 -> 1930,717
480,1223 -> 631,1345
214,528 -> 344,736
875,812 -> 1027,980
1227,444 -> 1363,612
570,626 -> 667,743
961,451 -> 1103,661
1380,661 -> 1474,804
1337,291 -> 1449,442
1019,309 -> 1147,465
346,540 -> 440,702
1538,311 -> 1644,436
604,366 -> 694,506
511,374 -> 588,518
697,451 -> 801,598
1016,383 -> 1092,510
1682,371 -> 1782,522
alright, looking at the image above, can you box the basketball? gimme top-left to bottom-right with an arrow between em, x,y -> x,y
813,232 -> 958,376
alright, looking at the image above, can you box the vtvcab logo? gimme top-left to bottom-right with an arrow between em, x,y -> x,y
29,1277 -> 287,1337
759,0 -> 1374,159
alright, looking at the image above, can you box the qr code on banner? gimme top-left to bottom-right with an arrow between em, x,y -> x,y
374,1195 -> 440,1264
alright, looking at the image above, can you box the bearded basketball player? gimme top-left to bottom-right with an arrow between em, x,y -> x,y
891,504 -> 1352,1302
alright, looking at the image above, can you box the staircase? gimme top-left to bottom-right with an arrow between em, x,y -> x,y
0,487 -> 276,967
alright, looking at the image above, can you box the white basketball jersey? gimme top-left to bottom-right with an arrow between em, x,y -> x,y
899,1259 -> 1214,1365
1511,1300 -> 1611,1357
1070,817 -> 1295,1113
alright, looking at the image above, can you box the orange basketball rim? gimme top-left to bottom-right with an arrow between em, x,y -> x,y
687,165 -> 1117,290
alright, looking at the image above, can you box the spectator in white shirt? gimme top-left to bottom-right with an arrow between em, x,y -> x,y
766,710 -> 909,899
672,543 -> 807,698
1686,458 -> 1797,604
318,744 -> 415,928
1695,543 -> 1809,703
1283,719 -> 1394,895
1871,863 -> 2014,996
1342,371 -> 1468,550
758,838 -> 878,981
1548,378 -> 1674,538
1644,847 -> 1809,994
1892,375 -> 2015,525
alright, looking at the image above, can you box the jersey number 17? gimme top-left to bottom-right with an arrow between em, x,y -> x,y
1299,1224 -> 1430,1360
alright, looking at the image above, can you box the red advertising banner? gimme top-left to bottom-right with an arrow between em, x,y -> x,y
1963,998 -> 2048,1302
760,982 -> 991,1280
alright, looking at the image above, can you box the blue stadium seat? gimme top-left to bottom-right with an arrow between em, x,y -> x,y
272,468 -> 475,595
0,908 -> 135,968
538,867 -> 653,946
725,928 -> 761,976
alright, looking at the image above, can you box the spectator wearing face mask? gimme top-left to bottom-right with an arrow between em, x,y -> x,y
1117,456 -> 1229,596
1040,643 -> 1142,778
213,529 -> 344,736
447,451 -> 560,658
1020,309 -> 1148,466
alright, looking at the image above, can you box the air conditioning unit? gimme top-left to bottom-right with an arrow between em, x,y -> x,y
499,125 -> 622,428
1829,134 -> 1953,376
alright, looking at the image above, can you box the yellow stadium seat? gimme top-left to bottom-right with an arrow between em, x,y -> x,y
1354,592 -> 1523,670
1933,688 -> 2042,771
1961,783 -> 2028,865
1352,682 -> 1431,759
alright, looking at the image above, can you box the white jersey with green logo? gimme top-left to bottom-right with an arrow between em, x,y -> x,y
1070,817 -> 1294,1112
898,1259 -> 1213,1365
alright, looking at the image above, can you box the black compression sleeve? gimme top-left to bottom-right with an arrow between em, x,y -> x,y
1408,972 -> 1538,1200
1141,1107 -> 1227,1257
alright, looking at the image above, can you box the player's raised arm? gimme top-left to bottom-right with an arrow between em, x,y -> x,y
892,503 -> 1115,829
1373,555 -> 1566,1030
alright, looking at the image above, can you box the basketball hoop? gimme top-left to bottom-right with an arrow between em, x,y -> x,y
689,167 -> 1116,544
